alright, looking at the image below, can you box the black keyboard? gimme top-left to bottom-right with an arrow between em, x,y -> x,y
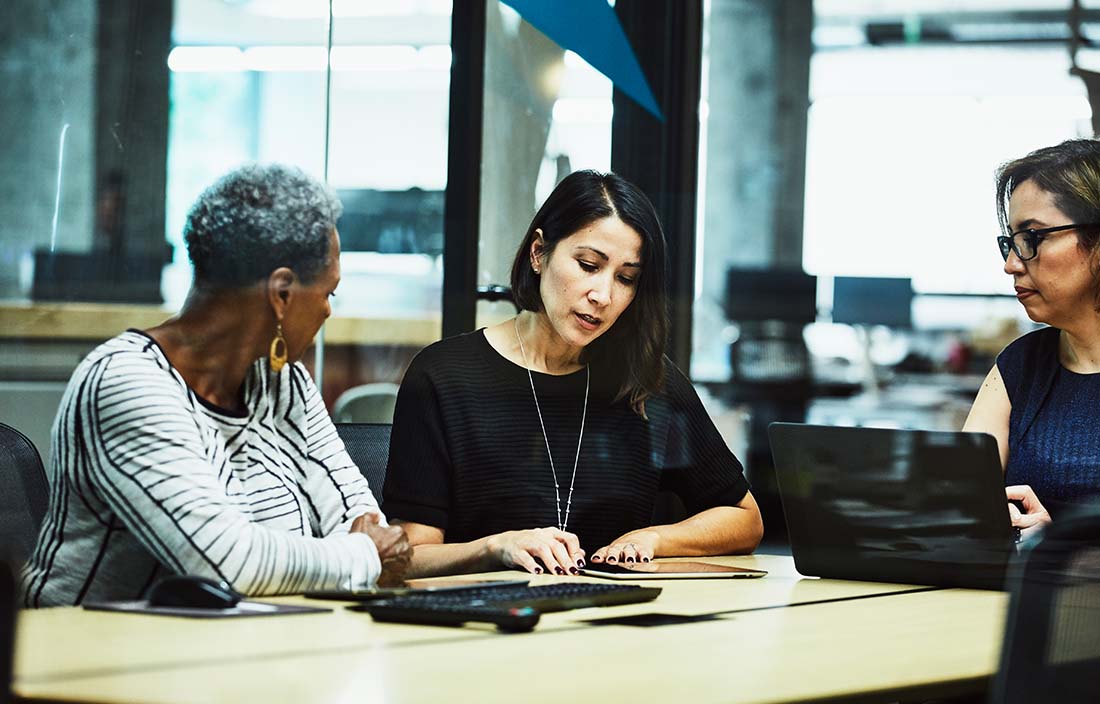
351,582 -> 662,632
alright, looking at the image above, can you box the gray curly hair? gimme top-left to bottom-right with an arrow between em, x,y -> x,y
184,164 -> 343,288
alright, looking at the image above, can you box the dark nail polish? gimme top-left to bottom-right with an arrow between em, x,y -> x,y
642,557 -> 650,562
555,567 -> 564,575
569,567 -> 578,574
534,567 -> 542,574
626,557 -> 634,563
608,556 -> 617,562
577,559 -> 585,567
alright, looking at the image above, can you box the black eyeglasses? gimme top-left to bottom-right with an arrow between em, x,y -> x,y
997,223 -> 1100,262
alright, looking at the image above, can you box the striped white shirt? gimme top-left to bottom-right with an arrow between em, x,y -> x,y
21,330 -> 382,607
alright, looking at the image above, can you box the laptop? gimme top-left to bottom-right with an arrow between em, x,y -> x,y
768,423 -> 1016,590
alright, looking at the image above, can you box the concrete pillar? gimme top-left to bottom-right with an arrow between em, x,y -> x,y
94,0 -> 173,258
694,0 -> 813,375
702,0 -> 811,271
696,0 -> 813,546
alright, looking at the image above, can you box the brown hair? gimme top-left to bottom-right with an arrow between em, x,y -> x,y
996,139 -> 1100,307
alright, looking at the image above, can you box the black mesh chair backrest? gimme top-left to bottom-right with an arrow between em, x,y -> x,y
0,423 -> 48,566
991,505 -> 1100,704
334,423 -> 391,499
1,557 -> 14,704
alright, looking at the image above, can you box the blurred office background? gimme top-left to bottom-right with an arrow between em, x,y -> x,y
3,0 -> 1099,546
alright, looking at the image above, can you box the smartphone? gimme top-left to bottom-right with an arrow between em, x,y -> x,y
580,561 -> 767,580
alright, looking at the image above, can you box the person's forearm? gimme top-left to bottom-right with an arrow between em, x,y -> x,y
650,505 -> 763,557
405,537 -> 501,578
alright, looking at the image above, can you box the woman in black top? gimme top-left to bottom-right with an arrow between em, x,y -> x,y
384,170 -> 763,577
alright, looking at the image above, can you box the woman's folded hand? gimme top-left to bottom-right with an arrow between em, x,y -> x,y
352,513 -> 412,587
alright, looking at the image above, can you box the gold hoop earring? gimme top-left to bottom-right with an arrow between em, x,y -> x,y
269,323 -> 288,373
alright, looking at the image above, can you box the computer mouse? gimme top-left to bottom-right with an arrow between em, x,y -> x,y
146,575 -> 243,609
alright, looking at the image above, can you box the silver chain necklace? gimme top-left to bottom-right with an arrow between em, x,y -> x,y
514,316 -> 589,532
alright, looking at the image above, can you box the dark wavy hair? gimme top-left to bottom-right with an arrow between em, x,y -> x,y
184,164 -> 342,289
996,139 -> 1100,307
510,170 -> 669,416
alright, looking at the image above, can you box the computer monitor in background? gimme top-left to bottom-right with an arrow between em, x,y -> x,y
725,268 -> 817,324
335,188 -> 444,255
831,276 -> 913,328
831,276 -> 914,396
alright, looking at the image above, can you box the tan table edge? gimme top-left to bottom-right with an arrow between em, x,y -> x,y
14,588 -> 1005,704
14,557 -> 937,688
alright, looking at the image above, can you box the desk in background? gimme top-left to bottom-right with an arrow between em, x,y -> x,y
13,555 -> 1008,704
807,373 -> 983,432
0,301 -> 449,464
0,301 -> 442,348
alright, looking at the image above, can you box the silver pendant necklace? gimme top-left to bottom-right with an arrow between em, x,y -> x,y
514,316 -> 589,533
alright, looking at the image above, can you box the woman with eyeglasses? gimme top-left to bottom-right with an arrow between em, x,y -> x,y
383,170 -> 763,577
964,138 -> 1100,542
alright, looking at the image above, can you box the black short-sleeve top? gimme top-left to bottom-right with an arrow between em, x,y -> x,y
383,329 -> 750,552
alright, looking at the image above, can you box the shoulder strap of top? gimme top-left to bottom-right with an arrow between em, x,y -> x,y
1015,327 -> 1060,442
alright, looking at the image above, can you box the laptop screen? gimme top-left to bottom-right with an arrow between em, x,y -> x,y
768,423 -> 1015,589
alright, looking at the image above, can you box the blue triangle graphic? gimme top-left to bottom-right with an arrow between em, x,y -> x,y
500,0 -> 663,121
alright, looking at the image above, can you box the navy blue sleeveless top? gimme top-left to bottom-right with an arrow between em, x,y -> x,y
997,327 -> 1100,513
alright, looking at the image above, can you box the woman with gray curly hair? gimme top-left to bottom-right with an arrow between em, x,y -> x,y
21,164 -> 410,607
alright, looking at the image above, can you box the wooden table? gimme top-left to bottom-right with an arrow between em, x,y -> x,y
12,555 -> 1009,703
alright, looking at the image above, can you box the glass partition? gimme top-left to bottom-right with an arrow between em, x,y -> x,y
804,43 -> 1090,322
322,0 -> 452,418
692,3 -> 1097,386
0,0 -> 455,458
165,0 -> 331,310
2,0 -> 187,459
475,0 -> 613,328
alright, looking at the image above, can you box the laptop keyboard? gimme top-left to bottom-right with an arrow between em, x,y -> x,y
350,582 -> 662,632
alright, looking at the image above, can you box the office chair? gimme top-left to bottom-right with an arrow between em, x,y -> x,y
334,423 -> 391,498
0,423 -> 49,566
332,383 -> 400,424
1,556 -> 15,704
990,504 -> 1100,704
476,284 -> 520,313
